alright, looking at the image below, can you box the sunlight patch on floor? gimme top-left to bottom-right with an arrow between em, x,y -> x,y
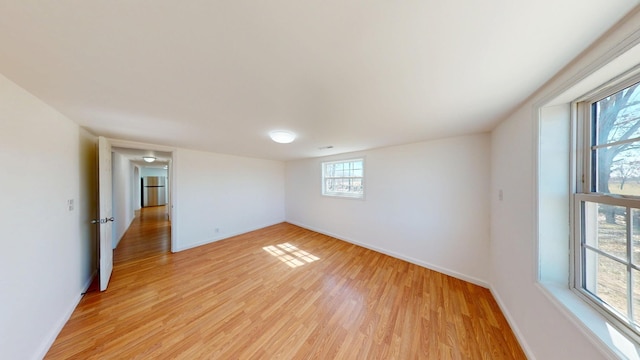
263,243 -> 320,268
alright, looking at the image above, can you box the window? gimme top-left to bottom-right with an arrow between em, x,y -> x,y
574,78 -> 640,340
322,158 -> 364,199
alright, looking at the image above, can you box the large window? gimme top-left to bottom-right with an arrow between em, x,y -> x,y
575,78 -> 640,340
322,158 -> 364,199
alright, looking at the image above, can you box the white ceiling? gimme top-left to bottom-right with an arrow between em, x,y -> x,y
112,147 -> 171,168
0,1 -> 637,161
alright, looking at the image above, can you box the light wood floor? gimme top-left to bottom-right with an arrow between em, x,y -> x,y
46,206 -> 526,359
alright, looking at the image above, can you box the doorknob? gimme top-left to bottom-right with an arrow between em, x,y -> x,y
91,217 -> 115,224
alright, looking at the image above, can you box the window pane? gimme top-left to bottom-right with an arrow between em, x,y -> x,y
322,159 -> 364,198
584,202 -> 627,260
351,179 -> 362,192
634,269 -> 640,326
594,81 -> 640,144
337,178 -> 347,192
585,249 -> 628,317
352,161 -> 361,172
326,179 -> 335,191
325,164 -> 334,177
633,208 -> 640,265
595,144 -> 640,196
338,179 -> 346,191
579,79 -> 640,337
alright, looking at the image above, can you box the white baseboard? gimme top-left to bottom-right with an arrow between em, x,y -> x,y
286,220 -> 489,288
113,215 -> 135,249
287,221 -> 539,356
288,219 -> 534,357
489,285 -> 537,360
173,220 -> 285,253
34,270 -> 97,360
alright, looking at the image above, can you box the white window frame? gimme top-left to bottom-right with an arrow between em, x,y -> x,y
572,73 -> 640,343
321,158 -> 365,199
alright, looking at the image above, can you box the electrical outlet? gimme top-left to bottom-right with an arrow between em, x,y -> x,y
67,199 -> 74,211
215,228 -> 220,234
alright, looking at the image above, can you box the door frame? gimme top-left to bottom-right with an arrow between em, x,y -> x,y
108,139 -> 177,252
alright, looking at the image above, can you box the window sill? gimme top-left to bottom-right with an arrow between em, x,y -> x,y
538,281 -> 640,359
321,194 -> 365,200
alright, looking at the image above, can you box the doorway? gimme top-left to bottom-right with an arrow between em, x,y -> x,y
108,141 -> 175,255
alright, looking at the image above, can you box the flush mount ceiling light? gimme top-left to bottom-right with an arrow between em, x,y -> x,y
269,130 -> 296,144
143,156 -> 156,163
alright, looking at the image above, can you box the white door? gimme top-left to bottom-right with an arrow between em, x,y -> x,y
97,136 -> 114,291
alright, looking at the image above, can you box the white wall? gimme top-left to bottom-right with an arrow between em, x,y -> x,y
0,74 -> 96,360
140,167 -> 168,177
491,85 -> 612,360
112,151 -> 135,249
285,134 -> 491,286
172,148 -> 285,251
490,8 -> 640,359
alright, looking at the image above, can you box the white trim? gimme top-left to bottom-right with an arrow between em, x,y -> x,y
533,104 -> 543,284
537,281 -> 639,360
489,286 -> 537,360
107,138 -> 177,152
113,214 -> 135,249
577,64 -> 640,104
535,103 -> 640,359
576,193 -> 640,207
170,154 -> 178,253
172,220 -> 285,252
533,21 -> 640,359
321,157 -> 365,200
105,138 -> 178,254
591,135 -> 640,151
34,270 -> 97,360
286,220 -> 489,288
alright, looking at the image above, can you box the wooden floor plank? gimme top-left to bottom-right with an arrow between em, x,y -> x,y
45,205 -> 526,359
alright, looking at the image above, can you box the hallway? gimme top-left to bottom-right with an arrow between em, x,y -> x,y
113,205 -> 171,264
